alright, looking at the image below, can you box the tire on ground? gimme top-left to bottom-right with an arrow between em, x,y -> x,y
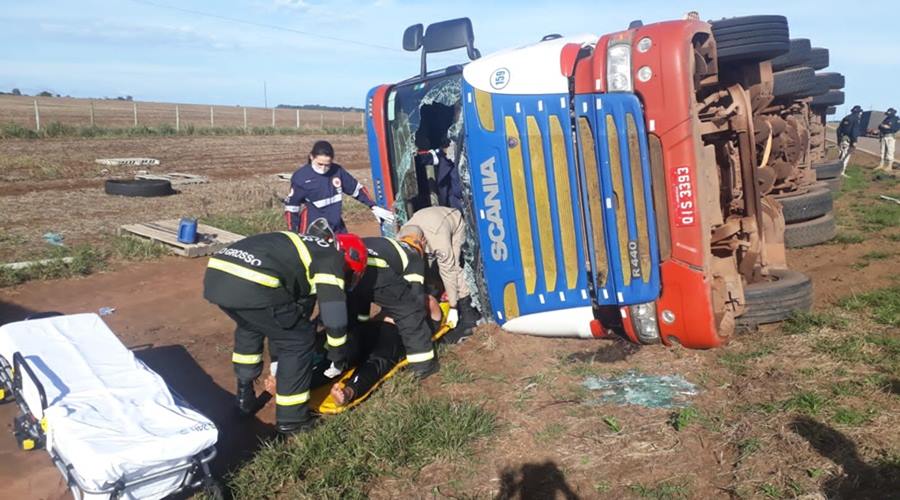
736,269 -> 813,327
811,90 -> 845,107
710,15 -> 790,63
770,38 -> 811,71
777,186 -> 833,223
812,159 -> 842,180
773,67 -> 816,97
785,212 -> 837,248
104,179 -> 174,197
808,48 -> 829,70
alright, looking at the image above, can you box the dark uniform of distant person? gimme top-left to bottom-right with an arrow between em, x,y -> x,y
836,105 -> 863,176
284,140 -> 394,234
350,233 -> 439,379
398,206 -> 480,343
875,108 -> 899,172
202,230 -> 367,435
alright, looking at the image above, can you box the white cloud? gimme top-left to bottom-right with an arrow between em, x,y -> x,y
273,0 -> 311,10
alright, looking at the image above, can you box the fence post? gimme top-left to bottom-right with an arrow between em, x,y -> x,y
361,112 -> 364,129
296,109 -> 300,129
243,107 -> 248,131
342,113 -> 345,127
89,101 -> 95,127
33,100 -> 40,132
271,108 -> 276,128
320,112 -> 324,129
133,102 -> 138,127
176,105 -> 180,132
210,106 -> 214,127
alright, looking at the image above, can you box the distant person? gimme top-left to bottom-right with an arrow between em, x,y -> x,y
836,105 -> 863,176
415,137 -> 464,211
875,108 -> 899,172
284,140 -> 394,234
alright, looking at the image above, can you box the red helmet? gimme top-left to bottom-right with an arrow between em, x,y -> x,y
335,233 -> 367,289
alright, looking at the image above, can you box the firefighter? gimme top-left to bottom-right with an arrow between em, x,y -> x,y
836,105 -> 863,176
875,108 -> 899,172
398,206 -> 480,344
284,140 -> 394,233
351,234 -> 439,379
203,229 -> 368,435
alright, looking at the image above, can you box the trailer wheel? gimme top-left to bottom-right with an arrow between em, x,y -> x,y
710,15 -> 790,63
811,90 -> 845,107
737,269 -> 813,327
105,179 -> 174,197
771,38 -> 811,71
813,159 -> 842,180
777,186 -> 833,223
808,47 -> 829,70
773,67 -> 816,97
817,72 -> 845,90
785,212 -> 837,248
825,106 -> 837,116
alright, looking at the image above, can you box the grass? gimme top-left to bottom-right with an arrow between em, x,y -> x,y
0,245 -> 106,287
839,285 -> 900,327
853,201 -> 900,233
831,406 -> 876,427
718,343 -> 776,375
852,250 -> 895,269
668,407 -> 699,431
203,208 -> 284,236
534,422 -> 566,443
227,376 -> 496,499
782,311 -> 848,335
440,357 -> 477,385
0,120 -> 363,139
602,416 -> 622,433
828,231 -> 866,245
110,236 -> 170,261
628,480 -> 691,499
737,438 -> 762,461
782,391 -> 829,416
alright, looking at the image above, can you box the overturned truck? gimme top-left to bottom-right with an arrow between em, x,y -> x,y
365,15 -> 821,349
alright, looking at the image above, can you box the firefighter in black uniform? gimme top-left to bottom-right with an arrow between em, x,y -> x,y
203,230 -> 367,435
352,233 -> 439,379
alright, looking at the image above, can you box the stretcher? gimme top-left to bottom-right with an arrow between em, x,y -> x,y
310,317 -> 452,415
0,313 -> 220,500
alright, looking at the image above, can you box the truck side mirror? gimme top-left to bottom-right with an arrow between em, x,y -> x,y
403,24 -> 424,52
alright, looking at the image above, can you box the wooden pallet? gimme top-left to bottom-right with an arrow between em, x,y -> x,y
118,220 -> 244,257
135,172 -> 209,185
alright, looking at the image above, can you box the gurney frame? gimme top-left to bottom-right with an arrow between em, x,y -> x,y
0,351 -> 222,500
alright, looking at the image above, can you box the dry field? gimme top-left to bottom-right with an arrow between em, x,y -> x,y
0,94 -> 364,130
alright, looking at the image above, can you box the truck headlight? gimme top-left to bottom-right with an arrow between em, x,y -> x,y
629,301 -> 660,343
607,42 -> 633,92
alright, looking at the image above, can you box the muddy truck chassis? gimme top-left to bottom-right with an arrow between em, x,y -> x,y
365,15 -> 830,349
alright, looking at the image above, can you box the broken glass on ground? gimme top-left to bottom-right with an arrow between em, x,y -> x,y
581,369 -> 699,409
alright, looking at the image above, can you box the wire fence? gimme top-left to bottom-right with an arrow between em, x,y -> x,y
0,95 -> 365,132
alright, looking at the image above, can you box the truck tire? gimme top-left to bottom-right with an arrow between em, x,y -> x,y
813,159 -> 842,180
823,176 -> 842,193
808,48 -> 829,70
817,72 -> 845,90
104,179 -> 174,197
826,106 -> 837,115
811,90 -> 845,107
710,15 -> 790,63
737,269 -> 813,326
773,67 -> 815,97
771,38 -> 811,71
785,212 -> 837,248
777,186 -> 833,223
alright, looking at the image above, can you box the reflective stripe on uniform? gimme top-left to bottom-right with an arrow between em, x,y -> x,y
232,352 -> 263,364
327,334 -> 347,347
311,193 -> 343,208
208,258 -> 281,288
312,273 -> 345,288
406,350 -> 435,363
386,238 -> 409,270
357,314 -> 370,321
284,204 -> 301,213
352,183 -> 362,197
367,257 -> 389,268
275,391 -> 310,406
404,273 -> 425,284
280,231 -> 314,290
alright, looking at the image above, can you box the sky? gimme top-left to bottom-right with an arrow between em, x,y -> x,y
1,0 -> 897,116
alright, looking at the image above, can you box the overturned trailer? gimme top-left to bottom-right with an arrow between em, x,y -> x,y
366,16 -> 815,349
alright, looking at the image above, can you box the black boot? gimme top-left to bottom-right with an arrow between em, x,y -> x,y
235,380 -> 258,417
442,296 -> 479,344
409,358 -> 440,380
275,418 -> 317,436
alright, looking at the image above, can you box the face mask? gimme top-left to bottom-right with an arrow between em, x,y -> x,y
311,161 -> 329,174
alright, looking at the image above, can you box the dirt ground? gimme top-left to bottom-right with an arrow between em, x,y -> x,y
1,142 -> 898,498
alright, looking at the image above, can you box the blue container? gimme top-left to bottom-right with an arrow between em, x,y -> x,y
177,218 -> 198,244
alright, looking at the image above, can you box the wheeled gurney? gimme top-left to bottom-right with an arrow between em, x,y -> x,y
0,313 -> 220,499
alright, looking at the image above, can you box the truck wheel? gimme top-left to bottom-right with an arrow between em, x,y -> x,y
808,47 -> 829,70
817,72 -> 844,90
710,15 -> 790,63
771,38 -> 811,71
825,106 -> 837,115
811,90 -> 844,107
737,269 -> 813,326
777,186 -> 833,223
785,212 -> 837,248
813,159 -> 842,180
823,176 -> 843,193
104,179 -> 174,197
773,67 -> 815,97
